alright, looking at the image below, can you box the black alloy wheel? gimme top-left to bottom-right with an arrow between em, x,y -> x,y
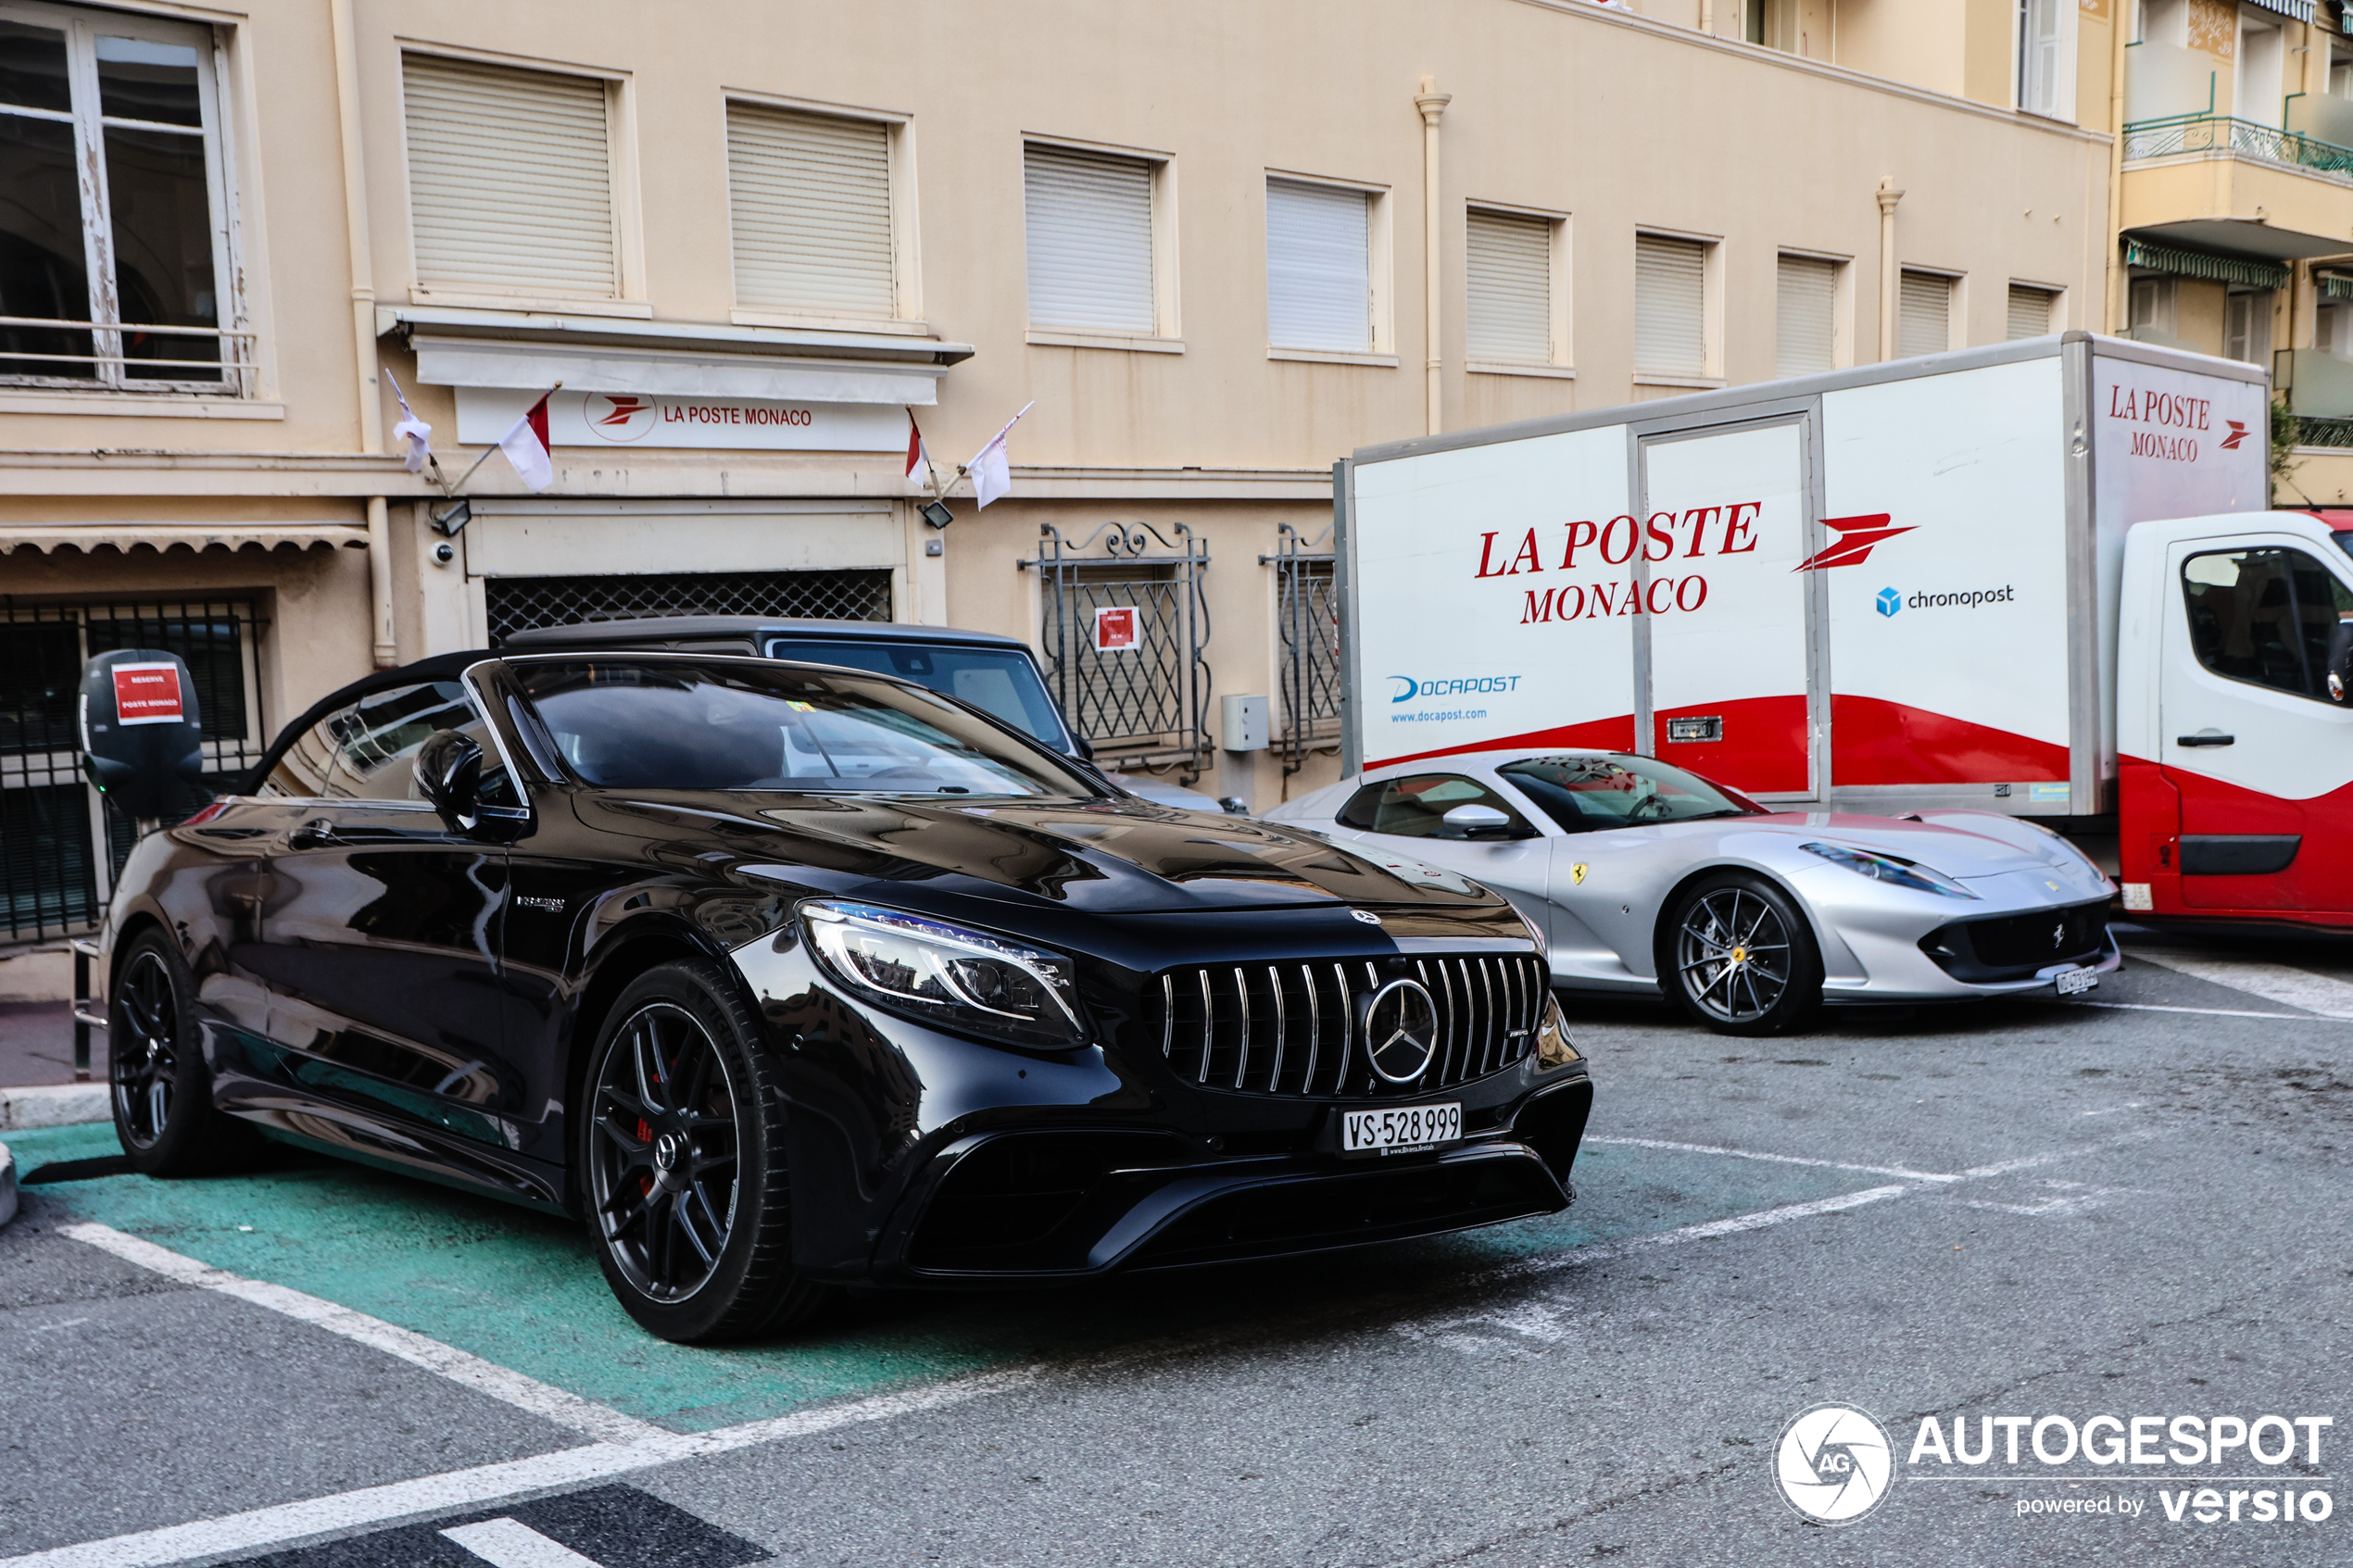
581,960 -> 830,1343
109,930 -> 259,1175
1663,872 -> 1823,1036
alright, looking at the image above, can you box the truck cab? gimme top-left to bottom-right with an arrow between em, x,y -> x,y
2118,511 -> 2353,927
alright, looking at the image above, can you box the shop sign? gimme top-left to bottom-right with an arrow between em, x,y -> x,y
455,388 -> 908,452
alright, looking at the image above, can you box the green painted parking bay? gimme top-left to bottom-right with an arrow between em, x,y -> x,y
6,1123 -> 1859,1432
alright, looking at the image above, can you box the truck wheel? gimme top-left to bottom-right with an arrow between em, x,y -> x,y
1662,873 -> 1822,1036
109,931 -> 261,1175
580,960 -> 834,1343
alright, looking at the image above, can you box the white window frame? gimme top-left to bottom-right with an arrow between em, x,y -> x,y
1774,246 -> 1853,375
2014,0 -> 2079,122
0,1 -> 250,395
1464,200 -> 1572,379
723,89 -> 924,333
2006,278 -> 2067,337
1022,132 -> 1178,353
1265,169 -> 1394,367
395,44 -> 647,319
1632,225 -> 1723,389
1898,266 -> 1964,356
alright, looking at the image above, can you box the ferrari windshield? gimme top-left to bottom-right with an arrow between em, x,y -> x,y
510,659 -> 1099,797
1498,754 -> 1764,831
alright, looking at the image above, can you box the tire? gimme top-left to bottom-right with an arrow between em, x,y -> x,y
1660,872 -> 1824,1037
578,960 -> 832,1343
109,930 -> 262,1175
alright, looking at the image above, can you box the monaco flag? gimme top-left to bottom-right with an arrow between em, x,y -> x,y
905,410 -> 935,489
497,391 -> 557,492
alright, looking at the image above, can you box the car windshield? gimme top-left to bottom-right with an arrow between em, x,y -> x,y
510,659 -> 1098,797
1498,754 -> 1765,831
764,639 -> 1070,748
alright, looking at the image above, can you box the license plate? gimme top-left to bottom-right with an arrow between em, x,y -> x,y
2054,965 -> 2097,997
1341,1102 -> 1462,1157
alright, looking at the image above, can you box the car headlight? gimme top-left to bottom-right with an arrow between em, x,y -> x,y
1531,992 -> 1579,1068
1799,841 -> 1981,900
800,900 -> 1086,1048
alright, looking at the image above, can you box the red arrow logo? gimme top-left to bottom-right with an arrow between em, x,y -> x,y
2220,420 -> 2248,450
1793,514 -> 1917,571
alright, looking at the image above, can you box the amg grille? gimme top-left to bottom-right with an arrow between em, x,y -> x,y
1154,954 -> 1548,1098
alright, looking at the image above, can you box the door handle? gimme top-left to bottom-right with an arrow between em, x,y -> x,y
286,817 -> 341,848
2174,733 -> 2235,748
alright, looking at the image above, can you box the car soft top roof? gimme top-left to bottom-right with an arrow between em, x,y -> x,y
498,616 -> 1031,652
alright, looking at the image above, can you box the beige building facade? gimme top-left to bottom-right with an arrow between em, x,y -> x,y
1,0 -> 2119,961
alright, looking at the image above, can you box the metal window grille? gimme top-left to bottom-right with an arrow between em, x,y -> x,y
1263,523 -> 1340,775
484,570 -> 892,642
1024,522 -> 1211,777
0,596 -> 267,943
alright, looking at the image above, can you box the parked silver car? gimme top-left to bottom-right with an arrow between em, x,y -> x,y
1266,750 -> 2118,1035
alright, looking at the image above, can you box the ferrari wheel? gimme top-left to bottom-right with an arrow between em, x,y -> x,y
1664,873 -> 1822,1036
109,930 -> 260,1175
581,960 -> 831,1343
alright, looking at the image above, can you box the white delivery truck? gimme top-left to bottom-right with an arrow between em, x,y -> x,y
1336,332 -> 2353,931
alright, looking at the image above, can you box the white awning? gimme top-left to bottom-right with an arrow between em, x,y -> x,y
0,524 -> 369,555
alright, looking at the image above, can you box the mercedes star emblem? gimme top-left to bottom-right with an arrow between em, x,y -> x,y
1359,978 -> 1440,1084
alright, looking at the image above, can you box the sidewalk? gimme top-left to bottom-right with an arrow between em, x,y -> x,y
0,1000 -> 106,1086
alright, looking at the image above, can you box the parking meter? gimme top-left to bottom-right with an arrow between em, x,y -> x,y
80,649 -> 208,822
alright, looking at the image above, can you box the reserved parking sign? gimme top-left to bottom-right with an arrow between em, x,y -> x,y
1093,606 -> 1139,652
111,662 -> 186,725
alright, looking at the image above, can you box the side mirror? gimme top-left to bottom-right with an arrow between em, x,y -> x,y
1442,802 -> 1523,840
80,649 -> 208,822
414,728 -> 484,831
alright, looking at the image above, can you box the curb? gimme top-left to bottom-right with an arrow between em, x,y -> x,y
0,1083 -> 110,1131
0,1142 -> 14,1229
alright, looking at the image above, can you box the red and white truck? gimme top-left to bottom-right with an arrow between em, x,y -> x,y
1336,332 -> 2353,929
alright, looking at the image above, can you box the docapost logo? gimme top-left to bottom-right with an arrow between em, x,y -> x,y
1774,1403 -> 1895,1524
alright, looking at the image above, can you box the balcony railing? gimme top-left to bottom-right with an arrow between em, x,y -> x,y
2122,114 -> 2353,183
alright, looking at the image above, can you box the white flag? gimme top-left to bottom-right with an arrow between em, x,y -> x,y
384,370 -> 433,475
964,401 -> 1034,509
497,391 -> 556,493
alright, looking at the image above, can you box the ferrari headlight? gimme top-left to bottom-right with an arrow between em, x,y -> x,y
800,900 -> 1085,1048
1800,841 -> 1981,900
1532,992 -> 1579,1068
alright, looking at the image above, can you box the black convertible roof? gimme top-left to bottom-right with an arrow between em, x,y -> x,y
499,616 -> 1027,652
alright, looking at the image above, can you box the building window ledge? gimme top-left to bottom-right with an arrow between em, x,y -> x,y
409,289 -> 657,320
1466,359 -> 1576,380
0,391 -> 285,420
1268,346 -> 1399,368
1027,329 -> 1185,354
732,308 -> 937,336
1633,372 -> 1727,391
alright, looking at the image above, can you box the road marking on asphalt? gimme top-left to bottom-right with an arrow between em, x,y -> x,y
442,1519 -> 605,1568
1584,1135 -> 1961,1185
2127,950 -> 2353,1019
57,1222 -> 664,1448
1955,1179 -> 2137,1218
2064,999 -> 2353,1022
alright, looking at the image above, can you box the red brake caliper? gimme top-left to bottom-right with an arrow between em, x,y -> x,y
637,1118 -> 653,1197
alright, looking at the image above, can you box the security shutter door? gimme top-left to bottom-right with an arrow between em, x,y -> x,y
403,56 -> 617,298
1266,178 -> 1371,353
1466,208 -> 1551,362
1025,145 -> 1154,334
2007,283 -> 2054,340
1633,233 -> 1705,375
1897,270 -> 1951,358
728,105 -> 894,317
1774,255 -> 1836,376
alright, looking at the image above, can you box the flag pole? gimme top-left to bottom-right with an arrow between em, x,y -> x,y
445,382 -> 562,495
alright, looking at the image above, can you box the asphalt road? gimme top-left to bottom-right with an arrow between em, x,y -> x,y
3,929 -> 2349,1568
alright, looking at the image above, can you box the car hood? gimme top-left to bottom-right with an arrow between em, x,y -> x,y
1743,812 -> 2070,879
567,790 -> 1504,913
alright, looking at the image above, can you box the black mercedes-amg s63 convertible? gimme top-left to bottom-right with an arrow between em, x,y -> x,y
96,650 -> 1592,1341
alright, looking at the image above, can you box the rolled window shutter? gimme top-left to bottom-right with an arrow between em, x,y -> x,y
728,105 -> 894,317
403,55 -> 617,298
1633,233 -> 1705,375
1025,145 -> 1154,333
1898,270 -> 1951,358
1775,255 -> 1836,376
1267,179 -> 1371,353
1466,209 -> 1551,362
2007,283 -> 2054,340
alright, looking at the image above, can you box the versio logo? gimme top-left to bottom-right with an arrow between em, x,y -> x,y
1775,1403 -> 1895,1525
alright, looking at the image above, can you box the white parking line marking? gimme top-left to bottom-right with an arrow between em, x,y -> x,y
441,1519 -> 605,1568
2065,999 -> 2352,1022
1584,1135 -> 1960,1185
2128,950 -> 2353,1019
57,1223 -> 664,1448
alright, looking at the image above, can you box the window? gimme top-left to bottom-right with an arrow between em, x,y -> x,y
264,680 -> 514,807
2182,548 -> 2353,706
1775,254 -> 1838,376
2129,276 -> 2176,337
1466,207 -> 1554,364
727,103 -> 896,320
2237,18 -> 2284,130
403,54 -> 618,300
1496,756 -> 1763,832
2223,288 -> 2271,365
2017,0 -> 2067,119
2007,283 -> 2057,340
2320,298 -> 2351,356
1026,144 -> 1156,336
0,8 -> 239,391
761,638 -> 1070,749
1897,270 -> 1954,358
1336,774 -> 1536,840
1266,177 -> 1373,354
1634,232 -> 1708,377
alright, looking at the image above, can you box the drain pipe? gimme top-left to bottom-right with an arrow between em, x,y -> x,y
1876,176 -> 1904,361
2105,0 -> 2130,332
332,0 -> 395,669
1416,77 -> 1451,436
